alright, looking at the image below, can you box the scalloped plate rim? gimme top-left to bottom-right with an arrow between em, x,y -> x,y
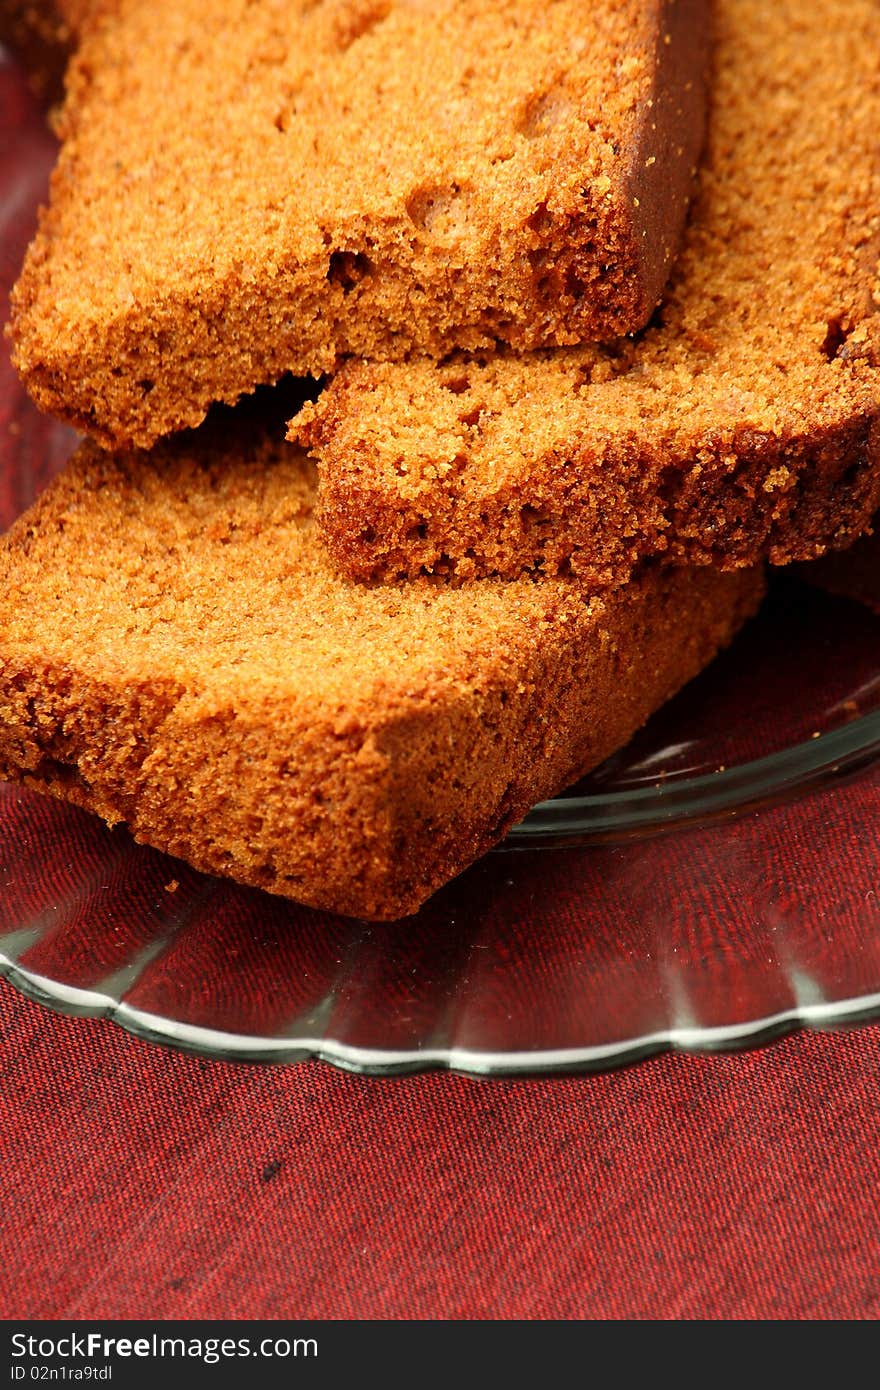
512,707 -> 880,838
4,951 -> 880,1076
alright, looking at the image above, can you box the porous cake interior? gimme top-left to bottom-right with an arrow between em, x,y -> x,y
0,410 -> 762,917
297,0 -> 880,580
10,0 -> 709,444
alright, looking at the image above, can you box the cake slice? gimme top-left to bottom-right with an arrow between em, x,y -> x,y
296,0 -> 880,587
9,0 -> 711,449
0,408 -> 762,920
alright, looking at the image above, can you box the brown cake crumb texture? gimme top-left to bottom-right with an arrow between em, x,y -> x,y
0,422 -> 762,920
297,0 -> 880,587
9,0 -> 711,448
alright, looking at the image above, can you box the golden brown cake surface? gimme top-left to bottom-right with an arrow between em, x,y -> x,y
0,412 -> 761,920
9,0 -> 710,447
297,0 -> 880,586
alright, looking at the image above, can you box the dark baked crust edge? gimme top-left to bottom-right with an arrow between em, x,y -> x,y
302,402 -> 880,586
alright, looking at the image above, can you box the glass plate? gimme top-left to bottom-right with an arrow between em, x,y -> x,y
3,51 -> 880,1074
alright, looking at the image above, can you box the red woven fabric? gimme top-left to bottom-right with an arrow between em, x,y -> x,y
2,978 -> 880,1320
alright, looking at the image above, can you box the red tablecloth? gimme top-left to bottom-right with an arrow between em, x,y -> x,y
2,978 -> 880,1320
3,44 -> 880,1324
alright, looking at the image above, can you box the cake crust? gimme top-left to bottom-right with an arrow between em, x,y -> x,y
296,0 -> 880,587
9,0 -> 711,448
0,414 -> 762,920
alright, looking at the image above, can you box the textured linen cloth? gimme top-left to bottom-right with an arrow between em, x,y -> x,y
3,979 -> 880,1320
